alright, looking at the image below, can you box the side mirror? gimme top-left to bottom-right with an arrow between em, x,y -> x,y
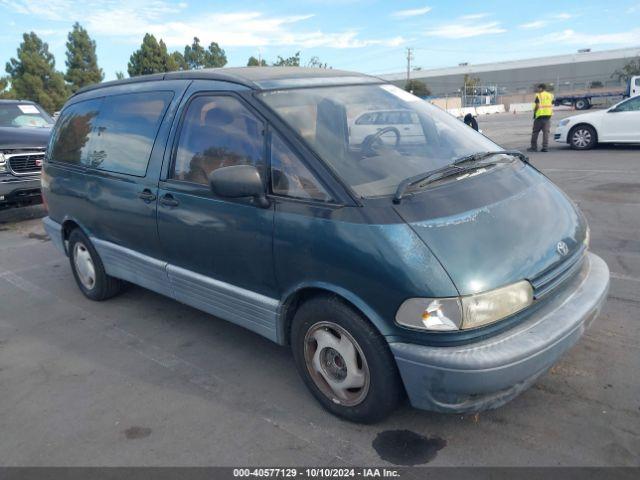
209,165 -> 269,208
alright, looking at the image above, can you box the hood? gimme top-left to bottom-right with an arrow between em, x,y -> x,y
393,162 -> 587,296
0,126 -> 52,151
566,110 -> 605,124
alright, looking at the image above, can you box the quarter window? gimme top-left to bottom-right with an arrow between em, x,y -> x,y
173,95 -> 264,185
88,92 -> 172,176
50,98 -> 103,165
270,132 -> 331,202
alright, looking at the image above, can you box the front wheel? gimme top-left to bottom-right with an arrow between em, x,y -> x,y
291,295 -> 403,423
569,125 -> 597,150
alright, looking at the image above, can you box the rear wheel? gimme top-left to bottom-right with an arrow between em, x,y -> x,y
574,98 -> 590,110
291,295 -> 403,423
569,124 -> 597,150
68,229 -> 123,301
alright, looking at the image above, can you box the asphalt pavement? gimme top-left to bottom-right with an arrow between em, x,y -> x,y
0,111 -> 638,466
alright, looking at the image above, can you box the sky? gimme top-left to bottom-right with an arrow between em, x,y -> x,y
1,0 -> 639,81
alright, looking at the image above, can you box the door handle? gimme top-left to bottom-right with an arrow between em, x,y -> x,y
138,189 -> 156,203
160,194 -> 179,207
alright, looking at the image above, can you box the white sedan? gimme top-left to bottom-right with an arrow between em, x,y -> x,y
555,95 -> 640,149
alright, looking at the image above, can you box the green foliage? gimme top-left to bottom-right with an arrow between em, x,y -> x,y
171,51 -> 188,71
183,37 -> 227,69
115,71 -> 125,80
462,74 -> 480,93
65,22 -> 104,93
273,52 -> 301,67
404,79 -> 431,97
0,76 -> 14,99
127,34 -> 179,77
612,57 -> 640,82
307,56 -> 330,69
247,56 -> 267,67
5,32 -> 68,112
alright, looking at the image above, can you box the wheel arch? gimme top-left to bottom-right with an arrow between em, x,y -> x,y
277,282 -> 390,346
60,216 -> 92,255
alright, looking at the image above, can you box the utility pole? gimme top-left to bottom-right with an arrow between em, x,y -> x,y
406,47 -> 413,84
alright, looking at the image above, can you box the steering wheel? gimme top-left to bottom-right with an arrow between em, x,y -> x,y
361,126 -> 401,157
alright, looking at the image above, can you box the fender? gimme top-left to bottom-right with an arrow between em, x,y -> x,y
277,281 -> 392,345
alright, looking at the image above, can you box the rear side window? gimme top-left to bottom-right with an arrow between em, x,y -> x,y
88,91 -> 173,176
50,98 -> 103,165
172,95 -> 264,185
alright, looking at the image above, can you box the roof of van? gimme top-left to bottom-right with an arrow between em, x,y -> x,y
75,67 -> 384,96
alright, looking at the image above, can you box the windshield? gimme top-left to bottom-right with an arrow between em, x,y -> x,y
259,84 -> 499,197
0,103 -> 53,128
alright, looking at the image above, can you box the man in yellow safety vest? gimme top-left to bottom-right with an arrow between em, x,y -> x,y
528,83 -> 554,152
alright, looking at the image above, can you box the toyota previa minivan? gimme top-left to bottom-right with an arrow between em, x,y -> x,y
42,68 -> 610,423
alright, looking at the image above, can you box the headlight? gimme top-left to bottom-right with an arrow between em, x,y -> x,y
558,119 -> 571,127
396,280 -> 533,331
460,280 -> 533,329
0,153 -> 6,173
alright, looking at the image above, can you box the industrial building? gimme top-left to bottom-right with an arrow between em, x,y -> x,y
380,46 -> 640,97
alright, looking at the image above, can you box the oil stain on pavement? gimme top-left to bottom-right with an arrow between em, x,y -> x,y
123,426 -> 152,440
372,430 -> 446,465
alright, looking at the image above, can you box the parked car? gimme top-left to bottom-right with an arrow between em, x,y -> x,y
555,95 -> 640,149
0,99 -> 53,209
42,68 -> 609,423
350,109 -> 426,145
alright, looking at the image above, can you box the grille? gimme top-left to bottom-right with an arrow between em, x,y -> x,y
530,245 -> 586,299
7,153 -> 44,175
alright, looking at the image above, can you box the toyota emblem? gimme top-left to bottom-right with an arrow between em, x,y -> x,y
556,241 -> 569,256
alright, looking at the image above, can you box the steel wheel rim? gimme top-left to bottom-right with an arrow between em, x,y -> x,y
303,321 -> 370,407
573,129 -> 591,148
73,242 -> 96,290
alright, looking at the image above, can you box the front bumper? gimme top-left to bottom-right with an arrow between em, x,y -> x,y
390,252 -> 609,413
0,175 -> 42,206
554,126 -> 569,143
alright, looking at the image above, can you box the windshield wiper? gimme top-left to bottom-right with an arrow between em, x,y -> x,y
451,150 -> 528,168
393,150 -> 528,204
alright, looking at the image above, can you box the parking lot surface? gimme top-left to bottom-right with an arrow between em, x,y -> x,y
0,111 -> 638,466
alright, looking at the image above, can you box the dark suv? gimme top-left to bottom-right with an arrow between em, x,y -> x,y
42,68 -> 609,422
0,99 -> 53,209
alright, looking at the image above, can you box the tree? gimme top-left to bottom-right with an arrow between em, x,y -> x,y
127,34 -> 178,77
612,56 -> 640,82
0,76 -> 14,99
247,56 -> 267,67
65,23 -> 104,93
183,37 -> 227,69
5,32 -> 68,112
115,71 -> 125,80
462,74 -> 480,94
273,52 -> 301,67
404,79 -> 431,97
171,51 -> 188,71
307,56 -> 330,69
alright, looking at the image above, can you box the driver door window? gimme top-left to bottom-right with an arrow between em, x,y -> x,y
172,95 -> 264,185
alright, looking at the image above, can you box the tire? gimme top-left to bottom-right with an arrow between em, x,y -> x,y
574,98 -> 590,110
291,295 -> 403,423
68,228 -> 123,301
569,124 -> 597,150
